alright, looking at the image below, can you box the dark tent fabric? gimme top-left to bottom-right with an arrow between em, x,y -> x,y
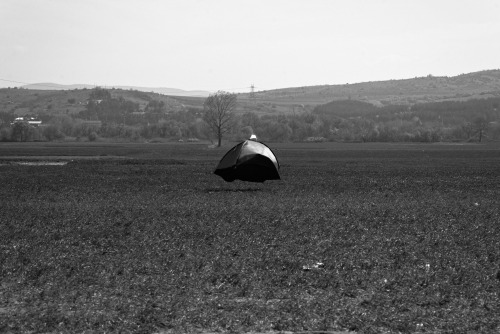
214,140 -> 280,182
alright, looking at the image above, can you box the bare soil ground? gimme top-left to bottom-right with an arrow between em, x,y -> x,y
1,142 -> 499,333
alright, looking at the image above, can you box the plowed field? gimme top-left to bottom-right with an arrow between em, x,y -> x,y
1,142 -> 499,333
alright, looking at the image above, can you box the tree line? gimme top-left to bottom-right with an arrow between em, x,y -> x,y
1,88 -> 499,143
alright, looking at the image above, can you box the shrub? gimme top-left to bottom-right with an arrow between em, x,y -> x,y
88,131 -> 98,141
0,126 -> 12,141
304,136 -> 326,142
43,125 -> 65,141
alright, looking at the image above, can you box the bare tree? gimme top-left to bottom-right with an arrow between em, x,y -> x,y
203,91 -> 237,147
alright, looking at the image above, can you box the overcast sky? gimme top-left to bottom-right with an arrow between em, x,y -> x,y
1,0 -> 499,92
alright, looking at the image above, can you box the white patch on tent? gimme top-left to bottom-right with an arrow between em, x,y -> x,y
240,140 -> 278,168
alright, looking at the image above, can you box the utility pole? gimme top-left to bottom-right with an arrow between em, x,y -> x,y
249,84 -> 256,105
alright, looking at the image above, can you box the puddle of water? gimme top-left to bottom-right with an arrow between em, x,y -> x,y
12,161 -> 69,166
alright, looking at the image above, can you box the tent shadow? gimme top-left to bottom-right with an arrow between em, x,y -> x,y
204,187 -> 263,193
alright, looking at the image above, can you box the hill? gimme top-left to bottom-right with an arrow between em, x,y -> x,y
239,69 -> 500,111
2,74 -> 499,143
0,88 -> 203,119
2,69 -> 500,119
21,83 -> 210,97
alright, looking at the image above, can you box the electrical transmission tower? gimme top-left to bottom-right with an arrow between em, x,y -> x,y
250,84 -> 256,100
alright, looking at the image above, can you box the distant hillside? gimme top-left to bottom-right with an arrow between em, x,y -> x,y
240,69 -> 500,107
3,69 -> 500,119
0,87 -> 203,119
21,83 -> 210,97
2,76 -> 499,143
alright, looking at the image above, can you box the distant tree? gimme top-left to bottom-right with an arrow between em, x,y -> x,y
0,112 -> 15,124
81,93 -> 139,124
157,119 -> 185,138
261,121 -> 292,142
313,99 -> 377,118
88,131 -> 98,142
145,100 -> 166,113
356,119 -> 376,142
43,124 -> 65,141
240,125 -> 254,140
11,122 -> 31,142
49,115 -> 75,136
473,117 -> 490,142
89,87 -> 111,101
489,122 -> 500,140
203,91 -> 237,147
240,111 -> 261,130
461,122 -> 475,140
0,126 -> 12,141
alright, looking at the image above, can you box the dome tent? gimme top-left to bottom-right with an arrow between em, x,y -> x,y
214,139 -> 280,183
